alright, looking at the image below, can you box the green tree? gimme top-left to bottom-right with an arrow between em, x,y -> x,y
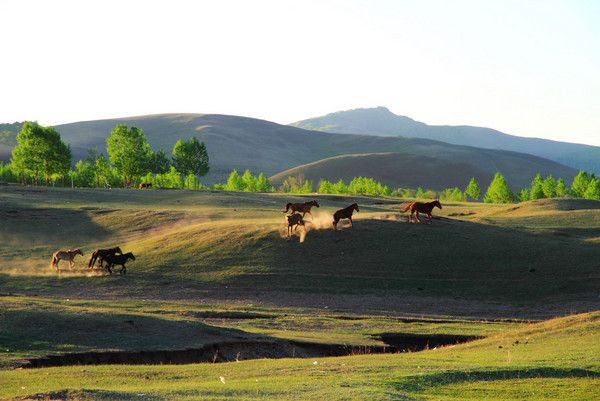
555,178 -> 568,197
571,171 -> 590,198
332,179 -> 347,194
256,173 -> 272,192
583,177 -> 600,200
465,177 -> 480,201
172,137 -> 209,185
11,122 -> 71,185
542,175 -> 557,198
70,160 -> 94,187
299,180 -> 313,194
106,124 -> 153,187
484,172 -> 513,203
93,154 -> 111,187
518,188 -> 530,202
225,169 -> 243,191
241,169 -> 256,192
530,173 -> 545,200
150,149 -> 171,174
415,187 -> 425,199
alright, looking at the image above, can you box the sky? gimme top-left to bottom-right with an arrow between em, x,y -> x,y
1,0 -> 599,146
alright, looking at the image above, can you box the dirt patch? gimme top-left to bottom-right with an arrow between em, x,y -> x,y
377,333 -> 482,351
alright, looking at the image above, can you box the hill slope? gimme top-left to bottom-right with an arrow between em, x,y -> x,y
270,151 -> 575,190
0,113 -> 576,185
291,107 -> 600,173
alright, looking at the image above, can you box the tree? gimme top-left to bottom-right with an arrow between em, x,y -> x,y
542,175 -> 557,198
530,173 -> 545,200
150,149 -> 171,174
415,187 -> 425,199
241,169 -> 256,192
106,124 -> 153,187
299,180 -> 313,194
255,173 -> 272,192
172,137 -> 209,184
484,172 -> 513,203
11,121 -> 71,185
571,171 -> 590,198
225,169 -> 243,191
94,154 -> 111,187
518,188 -> 530,202
555,178 -> 568,197
583,177 -> 600,200
332,179 -> 347,194
465,177 -> 480,201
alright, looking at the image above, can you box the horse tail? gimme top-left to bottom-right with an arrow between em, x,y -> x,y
50,254 -> 57,270
401,203 -> 413,213
282,203 -> 291,213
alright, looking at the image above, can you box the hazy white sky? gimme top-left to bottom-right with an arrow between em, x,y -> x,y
1,0 -> 599,145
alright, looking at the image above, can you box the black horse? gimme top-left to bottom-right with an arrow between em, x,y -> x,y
88,247 -> 122,269
104,252 -> 135,275
333,203 -> 359,230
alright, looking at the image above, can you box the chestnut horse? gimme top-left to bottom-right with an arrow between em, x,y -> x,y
282,200 -> 319,218
401,200 -> 442,223
286,213 -> 306,237
333,203 -> 359,230
50,249 -> 83,272
139,182 -> 152,189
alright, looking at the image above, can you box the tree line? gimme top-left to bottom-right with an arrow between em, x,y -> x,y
1,122 -> 209,188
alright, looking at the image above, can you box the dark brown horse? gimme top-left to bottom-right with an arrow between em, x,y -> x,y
283,200 -> 319,218
402,200 -> 442,223
286,213 -> 306,237
333,203 -> 359,230
139,182 -> 152,189
88,247 -> 123,269
104,252 -> 135,275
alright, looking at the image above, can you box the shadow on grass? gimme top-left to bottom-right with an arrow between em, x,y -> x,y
20,388 -> 164,401
396,367 -> 600,393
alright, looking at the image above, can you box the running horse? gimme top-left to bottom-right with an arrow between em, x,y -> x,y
88,246 -> 123,269
282,200 -> 319,218
50,249 -> 84,272
401,200 -> 442,223
104,252 -> 136,275
286,213 -> 306,237
333,203 -> 359,230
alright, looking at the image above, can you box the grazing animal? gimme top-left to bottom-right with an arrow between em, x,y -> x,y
282,200 -> 319,218
401,200 -> 442,223
139,182 -> 152,189
333,203 -> 359,230
286,213 -> 306,237
88,247 -> 123,269
104,252 -> 136,275
50,249 -> 83,272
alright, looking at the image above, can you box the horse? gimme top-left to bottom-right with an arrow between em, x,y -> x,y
286,213 -> 306,237
333,203 -> 359,230
401,200 -> 442,223
88,247 -> 123,269
103,252 -> 136,275
282,200 -> 319,218
139,182 -> 152,189
50,249 -> 83,272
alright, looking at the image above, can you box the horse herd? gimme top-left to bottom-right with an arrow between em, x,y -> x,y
282,199 -> 442,237
49,199 -> 443,272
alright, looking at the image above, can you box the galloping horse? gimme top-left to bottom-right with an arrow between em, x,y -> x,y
104,252 -> 136,275
88,247 -> 123,269
50,249 -> 83,272
401,200 -> 442,223
139,182 -> 152,189
283,200 -> 319,218
286,213 -> 306,237
333,203 -> 359,230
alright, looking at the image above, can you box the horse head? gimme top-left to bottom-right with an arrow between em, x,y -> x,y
126,252 -> 136,261
71,249 -> 83,256
312,200 -> 320,208
353,203 -> 359,212
434,200 -> 442,209
114,246 -> 123,254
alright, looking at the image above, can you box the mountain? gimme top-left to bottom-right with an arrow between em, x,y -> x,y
269,151 -> 575,191
0,113 -> 576,186
291,107 -> 600,174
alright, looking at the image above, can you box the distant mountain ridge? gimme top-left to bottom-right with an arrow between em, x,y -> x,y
0,113 -> 576,187
291,107 -> 600,173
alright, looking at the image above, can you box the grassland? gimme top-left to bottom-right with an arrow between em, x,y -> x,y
0,186 -> 598,400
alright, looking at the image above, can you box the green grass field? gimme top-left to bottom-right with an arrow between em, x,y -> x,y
1,186 -> 598,400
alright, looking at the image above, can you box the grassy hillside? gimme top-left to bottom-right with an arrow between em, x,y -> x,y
269,151 -> 575,190
0,114 -> 576,186
291,106 -> 600,174
1,310 -> 597,400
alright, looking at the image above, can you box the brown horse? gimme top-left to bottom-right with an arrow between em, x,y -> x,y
104,252 -> 136,275
333,203 -> 359,230
283,200 -> 319,218
139,182 -> 152,189
286,213 -> 306,237
88,247 -> 122,269
50,249 -> 83,272
401,200 -> 442,223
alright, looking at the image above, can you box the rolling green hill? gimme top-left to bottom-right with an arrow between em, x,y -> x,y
0,114 -> 577,186
291,107 -> 600,174
270,151 -> 575,190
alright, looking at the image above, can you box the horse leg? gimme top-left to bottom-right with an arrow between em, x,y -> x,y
415,211 -> 421,223
69,259 -> 74,269
427,213 -> 432,223
120,264 -> 126,275
409,211 -> 414,223
349,217 -> 353,227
